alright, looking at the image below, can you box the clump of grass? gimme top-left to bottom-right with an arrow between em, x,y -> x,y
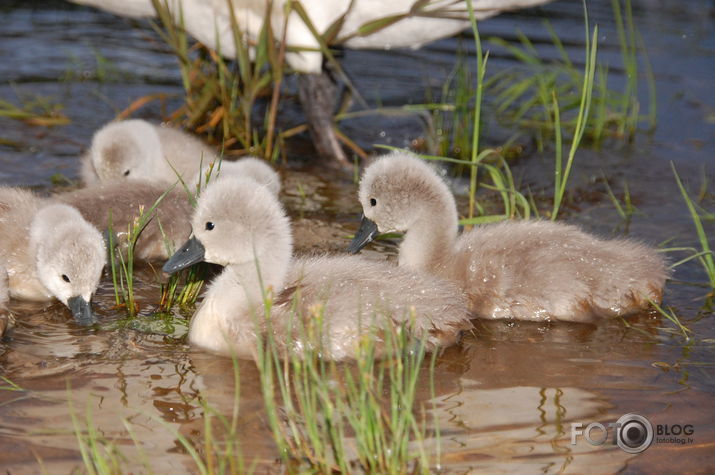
107,187 -> 176,317
156,159 -> 233,313
486,0 -> 654,147
380,1 -> 597,224
0,90 -> 70,126
148,0 -> 283,159
550,6 -> 598,220
60,48 -> 124,84
427,47 -> 477,162
603,175 -> 641,233
255,293 -> 439,473
672,163 -> 715,290
158,262 -> 206,313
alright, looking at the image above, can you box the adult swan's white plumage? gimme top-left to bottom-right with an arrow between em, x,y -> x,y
68,0 -> 555,163
70,0 -> 550,73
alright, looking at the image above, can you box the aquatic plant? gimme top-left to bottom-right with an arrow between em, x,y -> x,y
148,0 -> 283,159
0,89 -> 70,126
550,6 -> 598,220
672,163 -> 715,290
420,0 -> 652,173
603,175 -> 640,233
157,259 -> 206,312
71,295 -> 439,473
254,287 -> 439,473
60,48 -> 124,84
107,187 -> 175,317
69,390 -> 130,474
486,0 -> 654,147
378,1 -> 598,224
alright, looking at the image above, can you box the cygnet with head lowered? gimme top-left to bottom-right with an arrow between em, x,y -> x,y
348,152 -> 668,323
59,157 -> 281,261
163,176 -> 471,360
0,188 -> 106,324
81,119 -> 218,186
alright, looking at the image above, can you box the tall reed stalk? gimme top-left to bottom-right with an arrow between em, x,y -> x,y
672,163 -> 715,289
466,0 -> 487,221
551,4 -> 598,219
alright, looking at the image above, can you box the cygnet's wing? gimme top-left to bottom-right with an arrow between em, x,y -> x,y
55,181 -> 193,260
276,254 -> 470,359
453,220 -> 667,322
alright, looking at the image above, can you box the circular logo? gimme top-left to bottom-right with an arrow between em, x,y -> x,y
616,413 -> 653,454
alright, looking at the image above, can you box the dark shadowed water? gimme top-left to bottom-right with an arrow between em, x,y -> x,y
0,0 -> 713,472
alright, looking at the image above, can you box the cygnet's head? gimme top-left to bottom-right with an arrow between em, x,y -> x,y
89,119 -> 163,182
30,204 -> 106,325
348,152 -> 455,253
163,177 -> 292,273
191,157 -> 281,196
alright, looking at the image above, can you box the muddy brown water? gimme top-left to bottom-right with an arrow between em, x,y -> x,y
1,0 -> 714,472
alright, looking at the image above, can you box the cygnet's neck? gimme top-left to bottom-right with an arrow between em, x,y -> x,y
189,254 -> 290,357
399,194 -> 459,272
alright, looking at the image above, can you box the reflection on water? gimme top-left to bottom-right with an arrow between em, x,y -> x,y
1,0 -> 714,471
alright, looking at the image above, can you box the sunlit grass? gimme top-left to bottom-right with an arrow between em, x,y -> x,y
149,0 -> 282,158
69,388 -> 128,474
255,294 -> 440,473
550,6 -> 598,220
377,1 -> 598,225
70,294 -> 441,473
603,175 -> 640,232
0,90 -> 70,126
106,185 -> 205,318
486,0 -> 654,147
672,163 -> 715,290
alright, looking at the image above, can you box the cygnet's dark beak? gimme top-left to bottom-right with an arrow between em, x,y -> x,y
67,296 -> 96,326
163,236 -> 206,274
347,215 -> 379,254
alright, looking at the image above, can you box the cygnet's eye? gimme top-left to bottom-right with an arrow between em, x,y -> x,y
370,198 -> 377,207
61,274 -> 71,283
205,221 -> 215,231
123,170 -> 130,176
